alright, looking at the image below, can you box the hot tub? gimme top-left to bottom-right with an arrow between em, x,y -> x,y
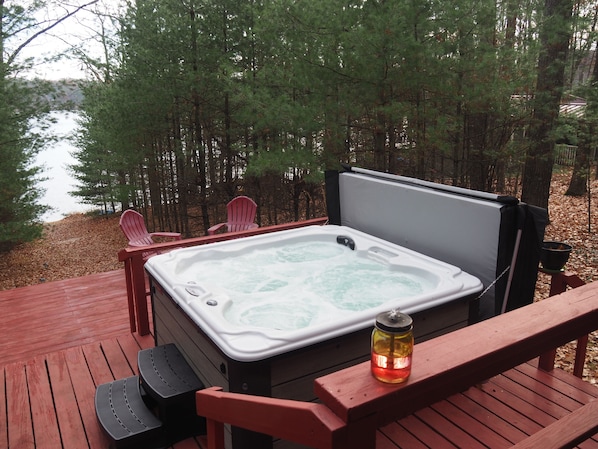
147,225 -> 481,361
145,225 -> 482,448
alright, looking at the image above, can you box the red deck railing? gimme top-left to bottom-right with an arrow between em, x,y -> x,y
196,279 -> 598,449
118,217 -> 328,335
538,270 -> 587,377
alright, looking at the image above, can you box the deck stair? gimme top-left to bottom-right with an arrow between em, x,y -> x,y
95,343 -> 205,448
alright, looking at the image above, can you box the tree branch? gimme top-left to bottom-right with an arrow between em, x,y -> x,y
6,0 -> 99,67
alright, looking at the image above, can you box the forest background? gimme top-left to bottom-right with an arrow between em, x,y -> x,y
1,0 -> 598,249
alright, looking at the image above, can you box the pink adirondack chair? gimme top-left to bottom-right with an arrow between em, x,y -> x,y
208,196 -> 258,235
119,209 -> 182,248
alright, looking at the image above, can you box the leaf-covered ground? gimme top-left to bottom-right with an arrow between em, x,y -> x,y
1,168 -> 597,383
0,213 -> 125,290
534,169 -> 598,384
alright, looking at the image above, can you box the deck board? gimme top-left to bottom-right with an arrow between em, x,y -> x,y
64,346 -> 109,449
0,270 -> 134,367
6,362 -> 34,449
465,377 -> 548,437
47,350 -> 89,449
377,363 -> 598,449
0,367 -> 6,448
429,399 -> 512,448
445,392 -> 524,446
0,333 -> 207,449
1,271 -> 203,449
27,356 -> 62,449
414,405 -> 488,448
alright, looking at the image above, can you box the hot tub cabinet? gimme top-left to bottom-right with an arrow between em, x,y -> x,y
146,226 -> 482,449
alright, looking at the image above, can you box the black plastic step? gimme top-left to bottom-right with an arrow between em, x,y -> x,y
138,343 -> 204,406
138,343 -> 206,440
95,376 -> 164,449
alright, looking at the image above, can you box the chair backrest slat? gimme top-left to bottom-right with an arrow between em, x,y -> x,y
227,196 -> 257,231
120,210 -> 153,245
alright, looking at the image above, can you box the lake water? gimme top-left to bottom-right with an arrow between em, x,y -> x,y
35,111 -> 93,222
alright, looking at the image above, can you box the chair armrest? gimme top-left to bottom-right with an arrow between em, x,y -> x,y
207,223 -> 227,235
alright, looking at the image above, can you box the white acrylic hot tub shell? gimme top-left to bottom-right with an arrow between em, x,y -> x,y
145,225 -> 482,361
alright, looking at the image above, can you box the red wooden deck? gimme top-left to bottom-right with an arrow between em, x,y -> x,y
0,270 -> 204,449
2,267 -> 598,449
0,271 -> 132,366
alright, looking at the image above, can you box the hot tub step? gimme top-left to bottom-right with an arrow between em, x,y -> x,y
95,376 -> 164,449
138,343 -> 205,404
138,343 -> 206,439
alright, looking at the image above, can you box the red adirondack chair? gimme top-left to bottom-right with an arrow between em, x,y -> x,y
119,209 -> 182,248
208,196 -> 259,235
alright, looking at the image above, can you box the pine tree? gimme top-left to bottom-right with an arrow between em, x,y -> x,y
0,0 -> 99,250
522,0 -> 575,210
0,2 -> 47,250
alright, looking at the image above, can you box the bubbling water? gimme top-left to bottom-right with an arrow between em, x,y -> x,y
184,240 -> 435,330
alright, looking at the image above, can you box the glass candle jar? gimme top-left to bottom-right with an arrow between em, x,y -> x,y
371,310 -> 413,383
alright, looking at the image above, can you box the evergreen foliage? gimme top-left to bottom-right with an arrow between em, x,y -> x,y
0,0 -> 56,251
65,0 -> 596,229
0,74 -> 53,250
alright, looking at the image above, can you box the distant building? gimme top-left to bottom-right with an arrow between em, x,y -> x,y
560,95 -> 586,118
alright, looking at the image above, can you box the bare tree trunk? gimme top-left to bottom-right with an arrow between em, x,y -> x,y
0,0 -> 4,70
566,119 -> 590,195
373,121 -> 386,172
223,92 -> 234,197
521,0 -> 573,211
566,36 -> 598,195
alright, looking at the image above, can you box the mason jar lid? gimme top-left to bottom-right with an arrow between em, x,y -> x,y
375,310 -> 413,333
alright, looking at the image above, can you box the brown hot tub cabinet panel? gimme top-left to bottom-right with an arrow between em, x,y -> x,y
150,275 -> 476,449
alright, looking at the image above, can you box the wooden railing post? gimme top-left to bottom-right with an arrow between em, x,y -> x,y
131,252 -> 149,335
122,255 -> 136,333
118,249 -> 151,335
574,334 -> 589,378
538,270 -> 586,376
547,270 -> 586,296
205,419 -> 226,449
